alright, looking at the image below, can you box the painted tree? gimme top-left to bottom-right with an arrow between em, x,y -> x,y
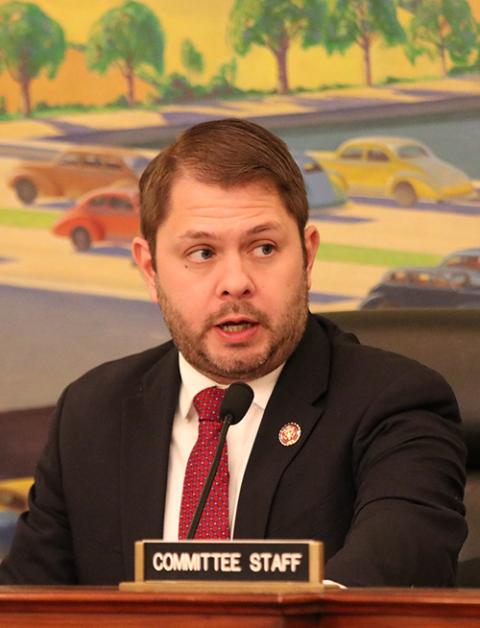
181,39 -> 204,78
0,1 -> 65,117
323,0 -> 405,86
228,0 -> 328,94
86,1 -> 165,106
399,0 -> 478,77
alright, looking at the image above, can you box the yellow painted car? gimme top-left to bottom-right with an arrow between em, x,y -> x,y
0,477 -> 31,557
310,137 -> 476,207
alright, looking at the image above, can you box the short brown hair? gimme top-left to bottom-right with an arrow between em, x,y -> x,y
139,118 -> 309,259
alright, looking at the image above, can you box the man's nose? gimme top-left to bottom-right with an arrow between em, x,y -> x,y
216,255 -> 254,299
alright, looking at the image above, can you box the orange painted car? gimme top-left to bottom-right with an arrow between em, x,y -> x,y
52,187 -> 140,251
8,145 -> 151,205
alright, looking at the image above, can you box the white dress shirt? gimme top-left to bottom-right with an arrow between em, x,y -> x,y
162,353 -> 284,540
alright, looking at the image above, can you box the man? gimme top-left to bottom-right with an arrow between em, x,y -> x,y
0,119 -> 466,586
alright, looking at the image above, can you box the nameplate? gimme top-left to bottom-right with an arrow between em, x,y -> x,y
133,539 -> 323,583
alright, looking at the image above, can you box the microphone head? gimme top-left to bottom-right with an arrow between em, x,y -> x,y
220,382 -> 254,425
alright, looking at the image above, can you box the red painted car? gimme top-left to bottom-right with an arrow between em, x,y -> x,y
52,187 -> 140,251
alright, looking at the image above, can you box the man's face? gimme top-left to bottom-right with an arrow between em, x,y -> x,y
133,175 -> 319,383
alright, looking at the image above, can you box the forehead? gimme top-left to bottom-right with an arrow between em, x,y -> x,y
163,174 -> 291,226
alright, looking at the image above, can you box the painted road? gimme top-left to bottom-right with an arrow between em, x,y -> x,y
0,283 -> 169,410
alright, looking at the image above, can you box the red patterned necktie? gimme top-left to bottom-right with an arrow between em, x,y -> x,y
178,386 -> 230,539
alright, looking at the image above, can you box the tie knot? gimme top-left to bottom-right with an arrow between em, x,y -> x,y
193,387 -> 226,423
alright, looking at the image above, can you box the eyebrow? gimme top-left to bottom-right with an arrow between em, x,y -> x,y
178,222 -> 282,241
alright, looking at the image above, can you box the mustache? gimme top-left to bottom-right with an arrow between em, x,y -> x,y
203,302 -> 272,331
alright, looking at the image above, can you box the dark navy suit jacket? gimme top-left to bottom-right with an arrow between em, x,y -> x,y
0,314 -> 467,586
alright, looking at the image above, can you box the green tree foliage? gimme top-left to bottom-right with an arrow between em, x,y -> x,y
399,0 -> 478,77
228,0 -> 328,94
86,1 -> 165,106
324,0 -> 405,86
139,56 -> 240,104
208,58 -> 239,96
181,39 -> 204,76
214,58 -> 238,87
0,1 -> 65,117
477,21 -> 480,70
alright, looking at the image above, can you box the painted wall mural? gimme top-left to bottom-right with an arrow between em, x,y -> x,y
1,0 -> 480,551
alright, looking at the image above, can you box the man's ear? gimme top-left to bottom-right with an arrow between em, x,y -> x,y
304,224 -> 320,289
132,236 -> 158,303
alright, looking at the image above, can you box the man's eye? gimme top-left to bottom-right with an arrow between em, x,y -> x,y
254,243 -> 275,257
188,248 -> 214,262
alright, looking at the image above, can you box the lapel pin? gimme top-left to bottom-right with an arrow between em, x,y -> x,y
278,422 -> 302,447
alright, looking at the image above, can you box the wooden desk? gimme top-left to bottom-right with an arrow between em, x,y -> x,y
1,587 -> 480,627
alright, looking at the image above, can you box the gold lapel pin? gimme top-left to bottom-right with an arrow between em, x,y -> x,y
278,422 -> 302,447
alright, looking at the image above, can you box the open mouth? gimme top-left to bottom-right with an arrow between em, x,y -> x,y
217,320 -> 257,333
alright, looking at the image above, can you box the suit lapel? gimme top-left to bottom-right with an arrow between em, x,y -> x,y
234,315 -> 331,538
120,344 -> 180,578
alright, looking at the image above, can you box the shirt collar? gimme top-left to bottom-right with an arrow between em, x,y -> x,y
178,353 -> 284,420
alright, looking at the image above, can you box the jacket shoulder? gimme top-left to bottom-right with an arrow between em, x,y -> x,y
66,340 -> 176,400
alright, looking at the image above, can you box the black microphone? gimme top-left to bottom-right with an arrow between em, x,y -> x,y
186,382 -> 254,539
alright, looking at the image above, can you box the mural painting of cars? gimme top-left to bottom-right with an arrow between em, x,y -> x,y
0,478 -> 30,559
7,145 -> 152,205
293,151 -> 347,210
310,137 -> 476,207
360,267 -> 480,310
51,152 -> 346,253
439,247 -> 480,273
52,187 -> 140,251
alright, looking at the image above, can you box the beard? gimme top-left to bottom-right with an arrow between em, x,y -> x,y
154,274 -> 309,383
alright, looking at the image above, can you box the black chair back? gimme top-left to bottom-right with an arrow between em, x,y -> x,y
325,308 -> 480,587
